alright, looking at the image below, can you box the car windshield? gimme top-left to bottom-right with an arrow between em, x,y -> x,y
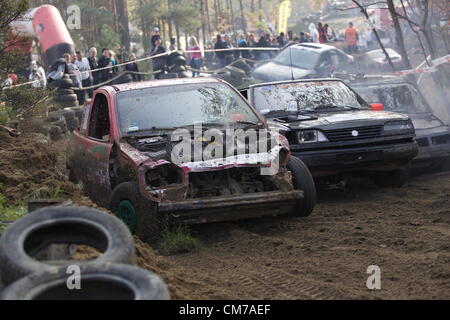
352,83 -> 432,114
252,80 -> 368,114
116,82 -> 260,135
272,47 -> 320,69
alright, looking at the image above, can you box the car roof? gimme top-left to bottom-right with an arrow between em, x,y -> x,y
293,43 -> 339,52
106,77 -> 225,92
244,78 -> 345,90
347,75 -> 412,87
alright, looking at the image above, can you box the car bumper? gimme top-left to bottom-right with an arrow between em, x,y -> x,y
292,141 -> 418,176
158,190 -> 303,224
414,134 -> 450,161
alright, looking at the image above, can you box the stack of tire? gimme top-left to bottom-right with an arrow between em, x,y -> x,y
160,51 -> 189,79
0,206 -> 170,300
51,74 -> 79,109
46,108 -> 82,141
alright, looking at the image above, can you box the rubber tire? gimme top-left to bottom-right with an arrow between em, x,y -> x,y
50,78 -> 73,89
110,182 -> 165,244
70,107 -> 84,119
59,109 -> 76,120
66,117 -> 79,132
54,94 -> 78,103
55,89 -> 75,96
286,157 -> 316,217
47,112 -> 65,122
58,100 -> 79,108
169,64 -> 186,73
0,263 -> 170,300
0,206 -> 135,286
372,166 -> 410,188
177,71 -> 189,78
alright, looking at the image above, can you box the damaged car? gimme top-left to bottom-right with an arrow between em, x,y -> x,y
240,79 -> 419,187
67,78 -> 316,242
348,75 -> 450,169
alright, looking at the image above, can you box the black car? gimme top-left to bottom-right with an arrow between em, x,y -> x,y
348,75 -> 450,168
240,79 -> 419,187
251,43 -> 355,82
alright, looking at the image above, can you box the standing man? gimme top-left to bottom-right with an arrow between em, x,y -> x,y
75,51 -> 92,101
87,47 -> 98,86
97,48 -> 112,83
277,32 -> 286,48
344,22 -> 359,54
64,53 -> 83,105
214,34 -> 227,67
151,38 -> 167,79
151,27 -> 161,52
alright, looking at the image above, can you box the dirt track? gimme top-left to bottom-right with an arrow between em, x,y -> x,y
1,132 -> 449,299
137,171 -> 450,299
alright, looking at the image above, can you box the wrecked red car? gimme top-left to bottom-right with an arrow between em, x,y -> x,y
67,78 -> 315,241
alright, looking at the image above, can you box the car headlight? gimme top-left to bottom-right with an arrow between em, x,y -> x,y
297,130 -> 329,143
383,120 -> 414,136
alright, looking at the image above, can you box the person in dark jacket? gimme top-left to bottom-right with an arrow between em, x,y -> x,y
97,48 -> 112,83
214,34 -> 227,67
125,53 -> 141,82
87,47 -> 99,85
257,32 -> 270,60
151,38 -> 167,79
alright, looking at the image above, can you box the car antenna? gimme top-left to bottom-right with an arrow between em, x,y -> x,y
289,45 -> 294,81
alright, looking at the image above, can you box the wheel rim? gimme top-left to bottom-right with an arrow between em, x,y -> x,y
116,200 -> 137,232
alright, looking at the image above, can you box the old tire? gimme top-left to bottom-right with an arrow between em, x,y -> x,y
110,182 -> 165,244
54,94 -> 78,103
0,263 -> 170,300
372,167 -> 410,188
169,64 -> 186,73
286,157 -> 316,217
0,206 -> 135,286
55,89 -> 75,96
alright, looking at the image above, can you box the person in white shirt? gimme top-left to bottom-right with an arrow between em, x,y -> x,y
75,50 -> 92,101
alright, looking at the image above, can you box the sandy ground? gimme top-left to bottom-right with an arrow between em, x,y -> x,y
2,132 -> 449,299
136,171 -> 450,300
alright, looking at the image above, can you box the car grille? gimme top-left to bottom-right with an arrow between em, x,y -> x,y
325,125 -> 383,142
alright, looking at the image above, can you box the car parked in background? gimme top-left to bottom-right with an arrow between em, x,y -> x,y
240,79 -> 419,187
252,43 -> 354,82
348,75 -> 450,168
67,78 -> 316,242
363,48 -> 403,71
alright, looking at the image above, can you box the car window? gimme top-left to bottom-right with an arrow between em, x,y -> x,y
116,83 -> 260,135
272,47 -> 320,69
88,94 -> 110,141
252,80 -> 369,114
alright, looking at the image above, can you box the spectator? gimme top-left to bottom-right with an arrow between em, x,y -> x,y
237,34 -> 252,60
87,47 -> 99,86
344,22 -> 359,54
318,22 -> 327,43
47,57 -> 69,83
188,37 -> 202,77
309,23 -> 319,43
223,35 -> 234,65
29,61 -> 46,88
66,53 -> 83,105
125,53 -> 141,82
257,32 -> 271,60
97,48 -> 113,83
109,50 -> 118,75
75,50 -> 92,100
214,34 -> 227,67
299,32 -> 309,43
169,37 -> 177,51
151,38 -> 167,79
277,32 -> 286,47
151,27 -> 161,52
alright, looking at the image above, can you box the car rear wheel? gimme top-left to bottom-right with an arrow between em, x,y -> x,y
110,182 -> 165,244
286,157 -> 316,217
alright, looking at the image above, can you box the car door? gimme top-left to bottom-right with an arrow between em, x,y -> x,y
70,92 -> 113,205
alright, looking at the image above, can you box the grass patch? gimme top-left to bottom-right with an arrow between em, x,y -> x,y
159,225 -> 201,256
0,193 -> 27,235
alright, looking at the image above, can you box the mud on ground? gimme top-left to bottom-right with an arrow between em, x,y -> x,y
136,172 -> 450,299
1,132 -> 448,299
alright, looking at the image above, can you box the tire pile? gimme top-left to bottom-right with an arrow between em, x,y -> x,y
0,206 -> 170,300
45,74 -> 84,141
159,51 -> 189,79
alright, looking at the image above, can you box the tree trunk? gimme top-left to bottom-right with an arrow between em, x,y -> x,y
386,0 -> 412,70
205,0 -> 212,39
239,0 -> 246,34
115,0 -> 131,52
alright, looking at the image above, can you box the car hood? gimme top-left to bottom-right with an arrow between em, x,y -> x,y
252,62 -> 314,82
266,110 -> 409,130
408,113 -> 445,130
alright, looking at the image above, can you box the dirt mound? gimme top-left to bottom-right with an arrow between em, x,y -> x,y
0,131 -> 94,207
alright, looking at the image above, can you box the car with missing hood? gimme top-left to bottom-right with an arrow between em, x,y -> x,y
347,75 -> 450,168
251,43 -> 355,82
67,78 -> 316,242
240,79 -> 419,187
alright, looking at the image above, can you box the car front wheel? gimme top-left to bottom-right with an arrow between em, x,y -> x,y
286,157 -> 316,217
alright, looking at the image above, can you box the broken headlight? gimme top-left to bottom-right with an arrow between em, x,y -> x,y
297,130 -> 329,143
383,120 -> 414,136
146,164 -> 183,188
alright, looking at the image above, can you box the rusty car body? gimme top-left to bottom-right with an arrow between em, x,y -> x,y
67,78 -> 314,237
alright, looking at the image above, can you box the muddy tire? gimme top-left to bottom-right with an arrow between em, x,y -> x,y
55,89 -> 74,96
66,117 -> 79,132
49,78 -> 73,89
54,94 -> 78,103
0,206 -> 135,286
0,263 -> 170,300
286,157 -> 316,217
70,106 -> 84,119
110,182 -> 165,245
372,167 -> 410,188
169,64 -> 186,73
177,71 -> 189,78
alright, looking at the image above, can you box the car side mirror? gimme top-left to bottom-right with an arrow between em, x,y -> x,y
370,103 -> 384,111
